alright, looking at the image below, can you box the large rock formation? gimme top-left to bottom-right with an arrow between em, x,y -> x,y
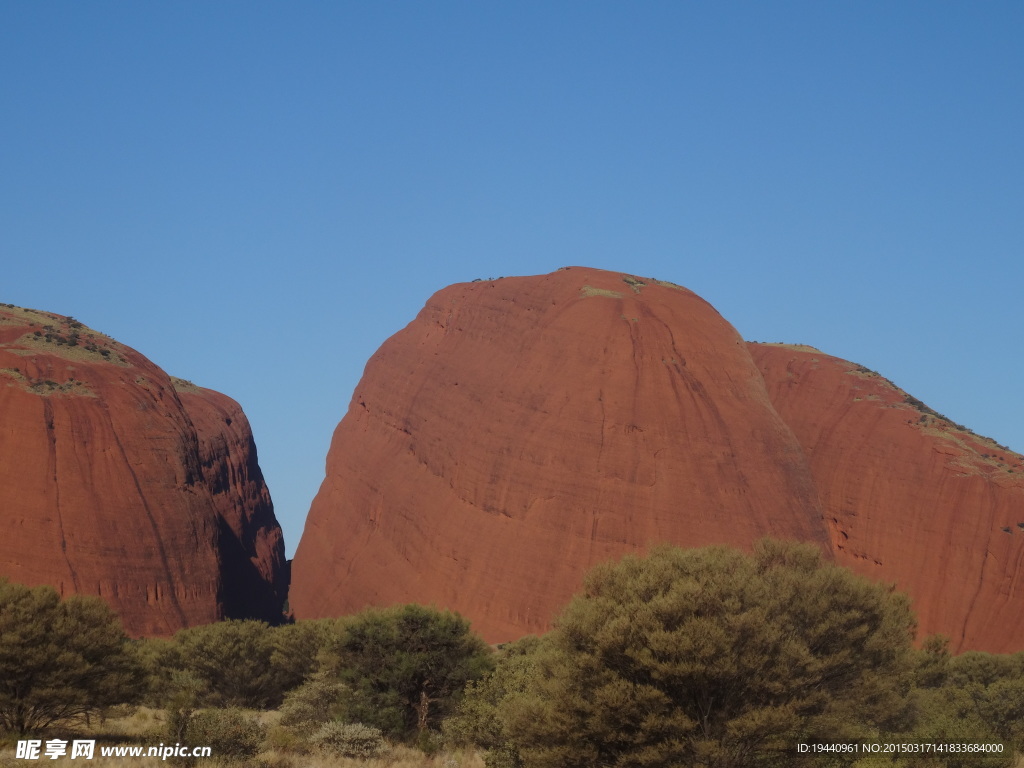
291,268 -> 832,642
750,343 -> 1024,652
291,268 -> 1024,652
0,304 -> 287,636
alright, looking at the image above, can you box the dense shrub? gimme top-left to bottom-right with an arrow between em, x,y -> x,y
444,636 -> 540,764
139,618 -> 336,712
135,636 -> 186,708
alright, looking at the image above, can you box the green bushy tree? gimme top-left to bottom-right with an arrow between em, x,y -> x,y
0,579 -> 142,734
495,541 -> 917,768
910,634 -> 951,689
141,617 -> 336,711
268,618 -> 336,693
170,619 -> 280,709
325,604 -> 493,739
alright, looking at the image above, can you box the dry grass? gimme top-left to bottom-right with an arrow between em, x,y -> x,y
13,333 -> 127,366
170,377 -> 201,393
0,708 -> 485,768
0,748 -> 484,768
580,285 -> 622,299
0,305 -> 62,326
0,746 -> 485,768
0,305 -> 129,367
621,275 -> 646,293
756,341 -> 823,353
254,745 -> 484,768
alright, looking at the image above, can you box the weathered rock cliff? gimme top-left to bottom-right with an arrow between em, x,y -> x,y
0,304 -> 287,635
291,268 -> 831,642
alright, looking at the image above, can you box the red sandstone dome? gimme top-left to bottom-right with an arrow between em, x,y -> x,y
290,268 -> 830,641
290,268 -> 1024,652
0,304 -> 287,636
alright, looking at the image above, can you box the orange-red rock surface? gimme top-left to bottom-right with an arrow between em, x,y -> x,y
291,268 -> 832,643
750,343 -> 1024,653
0,304 -> 287,636
292,268 -> 1024,652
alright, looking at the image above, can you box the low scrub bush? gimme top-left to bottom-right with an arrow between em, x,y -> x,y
179,708 -> 265,762
278,671 -> 349,736
309,721 -> 385,759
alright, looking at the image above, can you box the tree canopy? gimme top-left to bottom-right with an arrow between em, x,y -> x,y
325,603 -> 493,739
0,579 -> 141,734
494,540 -> 917,768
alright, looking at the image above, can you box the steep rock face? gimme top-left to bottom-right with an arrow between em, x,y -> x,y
0,304 -> 287,636
175,385 -> 289,623
750,343 -> 1024,653
291,268 -> 831,642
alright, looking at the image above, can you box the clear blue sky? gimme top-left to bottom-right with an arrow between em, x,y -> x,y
3,2 -> 1021,558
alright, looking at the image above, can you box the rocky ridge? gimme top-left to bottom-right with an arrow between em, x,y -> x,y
751,343 -> 1024,651
0,304 -> 287,636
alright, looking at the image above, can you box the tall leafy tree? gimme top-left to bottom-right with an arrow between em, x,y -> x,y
0,579 -> 141,734
497,541 -> 917,768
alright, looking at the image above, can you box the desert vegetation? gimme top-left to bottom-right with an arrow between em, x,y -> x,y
0,308 -> 126,366
3,543 -> 1024,767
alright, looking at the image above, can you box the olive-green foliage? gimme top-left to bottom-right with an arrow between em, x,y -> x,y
910,634 -> 951,689
444,636 -> 540,768
268,619 -> 336,693
894,642 -> 1021,766
169,620 -> 280,709
0,579 -> 142,734
894,698 -> 1014,768
495,541 -> 917,768
148,618 -> 335,711
135,636 -> 187,708
326,604 -> 493,740
136,620 -> 320,713
873,637 -> 1002,767
310,721 -> 386,759
444,637 -> 540,747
